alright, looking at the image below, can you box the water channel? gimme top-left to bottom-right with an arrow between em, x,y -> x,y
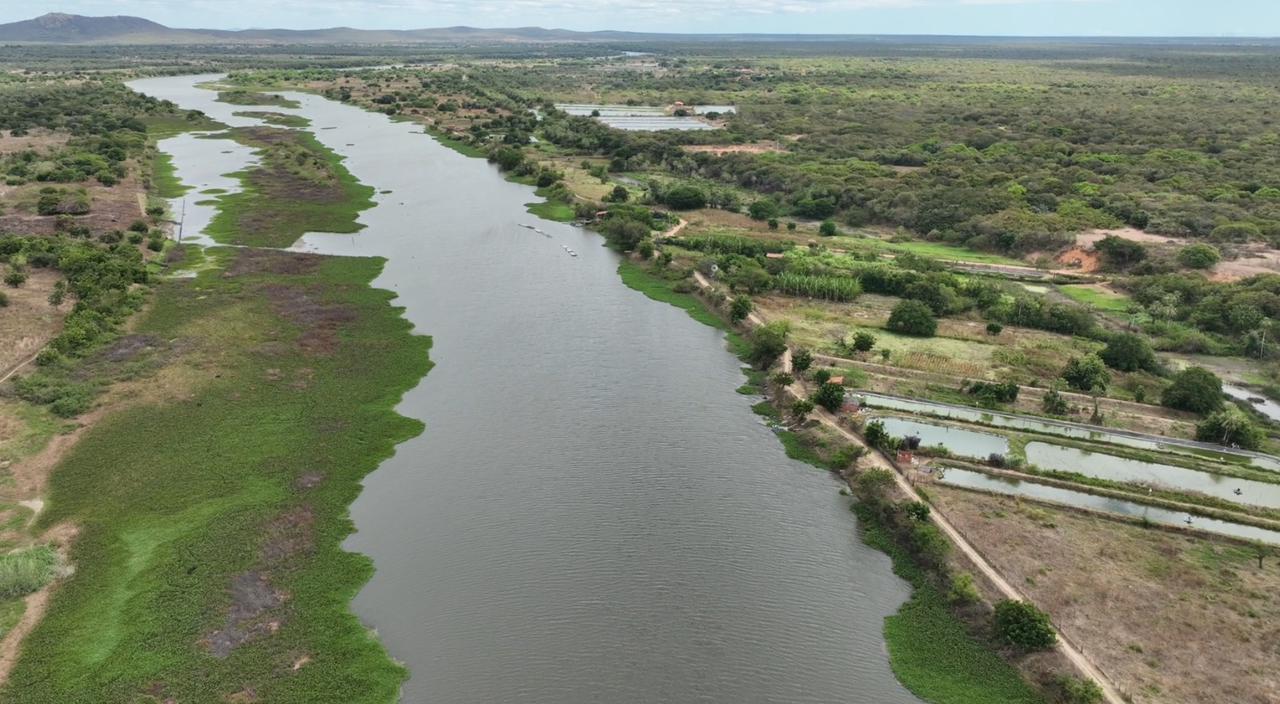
130,74 -> 925,704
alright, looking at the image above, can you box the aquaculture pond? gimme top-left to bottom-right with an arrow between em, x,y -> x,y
936,467 -> 1280,546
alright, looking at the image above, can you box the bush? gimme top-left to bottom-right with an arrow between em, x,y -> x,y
985,322 -> 1003,335
1100,333 -> 1158,373
0,545 -> 58,599
948,572 -> 980,604
818,220 -> 838,237
968,381 -> 1019,405
747,321 -> 789,369
664,184 -> 707,210
1161,366 -> 1223,414
851,331 -> 876,352
813,369 -> 832,385
790,398 -> 815,421
1061,354 -> 1110,392
812,382 -> 846,412
4,268 -> 27,287
730,295 -> 753,323
0,291 -> 7,307
886,299 -> 937,337
1177,243 -> 1221,270
1042,388 -> 1069,415
792,348 -> 813,374
992,599 -> 1057,651
1196,408 -> 1264,449
1055,676 -> 1104,704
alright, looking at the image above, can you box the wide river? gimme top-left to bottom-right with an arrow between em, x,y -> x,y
130,74 -> 924,704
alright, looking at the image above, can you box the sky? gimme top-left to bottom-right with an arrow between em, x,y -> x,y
9,0 -> 1280,36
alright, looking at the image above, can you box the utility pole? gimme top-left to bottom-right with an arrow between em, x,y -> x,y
177,198 -> 186,243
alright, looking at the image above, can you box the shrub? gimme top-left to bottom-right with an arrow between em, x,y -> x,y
0,545 -> 58,599
1196,408 -> 1264,449
968,381 -> 1019,405
1055,676 -> 1104,704
864,419 -> 891,449
851,331 -> 876,352
771,372 -> 794,387
993,599 -> 1057,651
813,369 -> 832,385
0,290 -> 7,307
791,348 -> 813,374
790,398 -> 815,421
812,382 -> 846,412
747,321 -> 789,369
948,572 -> 981,604
730,295 -> 753,323
818,220 -> 838,236
1061,354 -> 1110,392
985,322 -> 1003,335
1177,243 -> 1221,270
664,184 -> 707,210
4,268 -> 27,287
1042,388 -> 1069,415
1161,366 -> 1223,414
886,299 -> 937,337
1100,333 -> 1158,372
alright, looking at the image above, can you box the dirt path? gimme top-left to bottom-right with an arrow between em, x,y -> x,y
656,218 -> 688,241
0,351 -> 40,386
686,265 -> 1125,704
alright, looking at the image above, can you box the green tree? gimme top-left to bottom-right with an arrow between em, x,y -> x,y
748,199 -> 778,221
1061,354 -> 1110,392
1196,408 -> 1264,449
818,220 -> 838,237
993,600 -> 1057,651
664,184 -> 707,210
730,295 -> 754,323
1177,243 -> 1221,270
812,382 -> 846,412
790,398 -> 815,421
886,299 -> 937,337
1161,367 -> 1223,414
608,184 -> 630,203
851,331 -> 876,353
1100,333 -> 1158,373
747,321 -> 789,369
792,348 -> 813,374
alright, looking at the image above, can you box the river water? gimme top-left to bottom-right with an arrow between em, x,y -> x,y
129,75 -> 923,704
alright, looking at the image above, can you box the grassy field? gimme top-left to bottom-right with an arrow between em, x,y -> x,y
204,127 -> 374,248
216,90 -> 301,109
876,239 -> 1029,267
233,110 -> 312,128
525,199 -> 575,222
4,247 -> 431,703
149,150 -> 188,199
1058,284 -> 1132,313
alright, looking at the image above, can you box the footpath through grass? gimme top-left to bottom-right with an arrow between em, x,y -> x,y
4,248 -> 432,703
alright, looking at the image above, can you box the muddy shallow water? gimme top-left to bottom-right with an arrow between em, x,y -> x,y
130,74 -> 925,704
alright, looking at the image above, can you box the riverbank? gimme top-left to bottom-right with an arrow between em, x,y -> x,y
1,90 -> 432,700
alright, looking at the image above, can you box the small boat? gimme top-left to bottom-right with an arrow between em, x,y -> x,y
534,228 -> 545,235
570,251 -> 578,257
519,224 -> 536,229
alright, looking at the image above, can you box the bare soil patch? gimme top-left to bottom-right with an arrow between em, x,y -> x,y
1077,227 -> 1180,248
683,143 -> 785,155
225,248 -> 323,278
0,130 -> 68,155
1056,246 -> 1101,273
0,269 -> 66,376
930,486 -> 1280,704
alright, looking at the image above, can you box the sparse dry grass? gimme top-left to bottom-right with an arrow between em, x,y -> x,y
930,486 -> 1280,704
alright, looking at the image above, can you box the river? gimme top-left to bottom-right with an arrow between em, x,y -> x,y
128,74 -> 924,704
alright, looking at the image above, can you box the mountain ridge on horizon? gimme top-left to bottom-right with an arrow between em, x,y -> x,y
1,12 -> 1277,45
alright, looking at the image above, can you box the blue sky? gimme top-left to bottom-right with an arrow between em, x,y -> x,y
12,0 -> 1280,36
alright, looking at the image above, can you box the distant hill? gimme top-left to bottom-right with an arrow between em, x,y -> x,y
0,13 -> 628,45
0,13 -> 1277,46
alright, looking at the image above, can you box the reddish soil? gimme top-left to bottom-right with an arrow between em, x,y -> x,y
683,143 -> 785,155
